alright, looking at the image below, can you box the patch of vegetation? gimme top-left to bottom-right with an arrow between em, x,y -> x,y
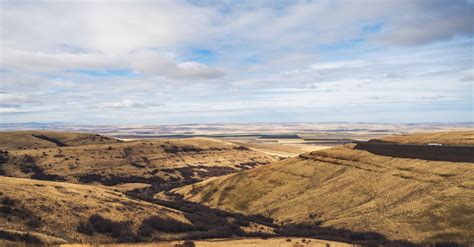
19,155 -> 65,181
0,150 -> 7,175
0,229 -> 42,244
77,220 -> 94,235
78,173 -> 165,186
139,216 -> 194,235
0,196 -> 43,229
161,145 -> 203,154
78,214 -> 138,242
233,146 -> 250,151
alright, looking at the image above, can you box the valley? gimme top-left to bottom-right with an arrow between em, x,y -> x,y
0,129 -> 473,246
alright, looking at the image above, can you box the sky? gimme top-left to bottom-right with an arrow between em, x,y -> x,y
0,0 -> 473,124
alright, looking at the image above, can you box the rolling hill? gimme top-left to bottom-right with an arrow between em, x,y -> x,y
175,132 -> 474,244
0,131 -> 121,150
1,176 -> 306,245
0,176 -> 188,245
2,130 -> 472,245
0,132 -> 278,191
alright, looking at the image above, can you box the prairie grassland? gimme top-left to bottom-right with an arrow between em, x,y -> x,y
61,237 -> 355,247
0,131 -> 121,150
175,142 -> 474,244
379,130 -> 474,145
227,139 -> 331,157
1,135 -> 278,186
0,176 -> 188,244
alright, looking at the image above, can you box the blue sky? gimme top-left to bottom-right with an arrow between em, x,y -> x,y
0,0 -> 473,124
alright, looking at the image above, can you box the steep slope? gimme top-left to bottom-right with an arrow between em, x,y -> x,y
0,131 -> 121,150
0,176 -> 188,244
377,130 -> 474,145
175,145 -> 474,244
0,137 -> 277,190
2,176 -> 336,245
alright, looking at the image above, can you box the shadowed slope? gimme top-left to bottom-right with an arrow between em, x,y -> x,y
0,176 -> 188,244
378,130 -> 474,145
0,137 -> 277,190
175,145 -> 474,244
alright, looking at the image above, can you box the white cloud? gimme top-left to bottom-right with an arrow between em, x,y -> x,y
0,0 -> 472,123
100,99 -> 164,109
1,48 -> 224,79
372,0 -> 473,45
129,51 -> 224,79
1,0 -> 217,53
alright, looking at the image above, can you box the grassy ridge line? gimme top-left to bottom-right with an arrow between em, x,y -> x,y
0,137 -> 278,188
0,176 -> 189,244
0,131 -> 121,150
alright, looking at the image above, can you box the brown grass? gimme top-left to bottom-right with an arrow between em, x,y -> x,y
378,130 -> 474,145
175,144 -> 474,244
61,237 -> 355,247
1,135 -> 278,187
0,176 -> 188,244
0,130 -> 121,150
227,139 -> 331,158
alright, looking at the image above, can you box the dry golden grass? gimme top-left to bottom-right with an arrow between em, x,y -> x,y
0,176 -> 188,244
1,136 -> 278,186
227,139 -> 331,157
61,237 -> 355,247
378,130 -> 474,145
175,144 -> 474,244
2,130 -> 472,245
0,132 -> 284,245
0,131 -> 121,150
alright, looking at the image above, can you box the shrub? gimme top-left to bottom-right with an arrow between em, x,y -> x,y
26,216 -> 42,228
0,205 -> 12,214
162,145 -> 203,154
349,232 -> 385,241
233,146 -> 250,151
140,216 -> 194,233
84,214 -> 137,242
111,221 -> 137,242
88,214 -> 114,233
138,221 -> 154,237
77,221 -> 94,235
1,196 -> 16,206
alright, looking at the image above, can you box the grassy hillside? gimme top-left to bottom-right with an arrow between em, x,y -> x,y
175,145 -> 474,244
0,131 -> 121,150
2,176 -> 354,245
0,176 -> 189,245
0,137 -> 277,189
378,130 -> 474,145
61,237 -> 354,247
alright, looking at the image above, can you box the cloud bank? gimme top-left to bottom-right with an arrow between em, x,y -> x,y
0,0 -> 472,124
